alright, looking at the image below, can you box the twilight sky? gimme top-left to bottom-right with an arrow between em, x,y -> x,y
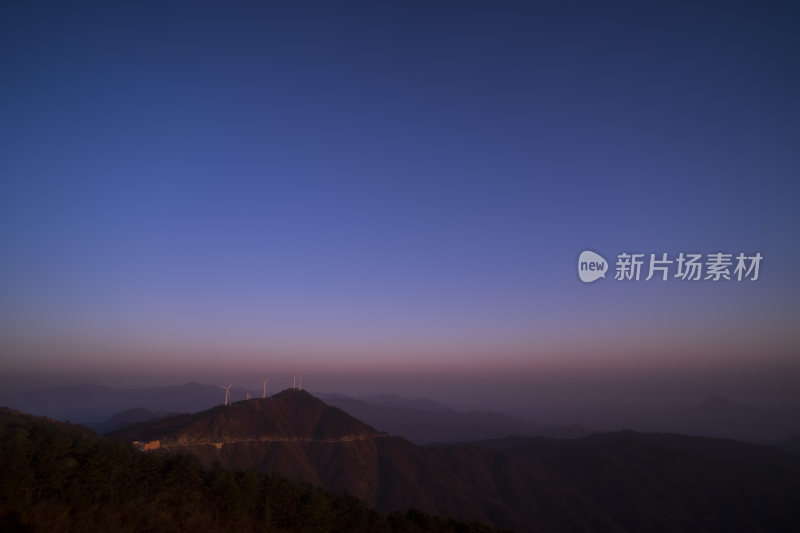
1,2 -> 799,409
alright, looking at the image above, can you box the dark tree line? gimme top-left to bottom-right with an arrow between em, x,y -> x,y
0,410 -> 506,533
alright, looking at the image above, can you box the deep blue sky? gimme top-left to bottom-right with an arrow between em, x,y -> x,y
1,2 -> 799,401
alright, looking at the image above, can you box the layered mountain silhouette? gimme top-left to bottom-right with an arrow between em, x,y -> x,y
571,396 -> 800,444
4,382 -> 226,422
86,407 -> 178,434
110,389 -> 800,532
8,382 -> 799,445
319,392 -> 591,444
0,407 -> 503,533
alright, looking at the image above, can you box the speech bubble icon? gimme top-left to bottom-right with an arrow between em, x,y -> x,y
578,250 -> 608,283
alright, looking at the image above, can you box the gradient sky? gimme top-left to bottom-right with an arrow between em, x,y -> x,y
1,2 -> 799,407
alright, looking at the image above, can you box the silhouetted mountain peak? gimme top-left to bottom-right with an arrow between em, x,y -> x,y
110,389 -> 383,444
270,387 -> 316,402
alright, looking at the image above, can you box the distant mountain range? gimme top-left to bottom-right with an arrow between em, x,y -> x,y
4,382 -> 799,445
2,382 -> 226,422
2,382 -> 590,443
319,392 -> 591,444
86,407 -> 180,434
568,396 -> 800,444
109,389 -> 800,532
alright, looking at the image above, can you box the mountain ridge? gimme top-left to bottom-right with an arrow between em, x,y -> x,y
110,389 -> 383,444
318,392 -> 592,444
0,407 -> 505,533
109,389 -> 800,532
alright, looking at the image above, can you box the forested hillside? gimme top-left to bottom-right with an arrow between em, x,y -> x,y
0,408 -> 503,533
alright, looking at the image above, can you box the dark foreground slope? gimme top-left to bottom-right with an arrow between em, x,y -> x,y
441,432 -> 800,533
109,389 -> 800,532
0,408 -> 503,533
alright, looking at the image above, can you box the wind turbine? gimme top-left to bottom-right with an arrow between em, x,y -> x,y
298,375 -> 302,391
219,383 -> 233,406
261,378 -> 269,399
293,373 -> 296,389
